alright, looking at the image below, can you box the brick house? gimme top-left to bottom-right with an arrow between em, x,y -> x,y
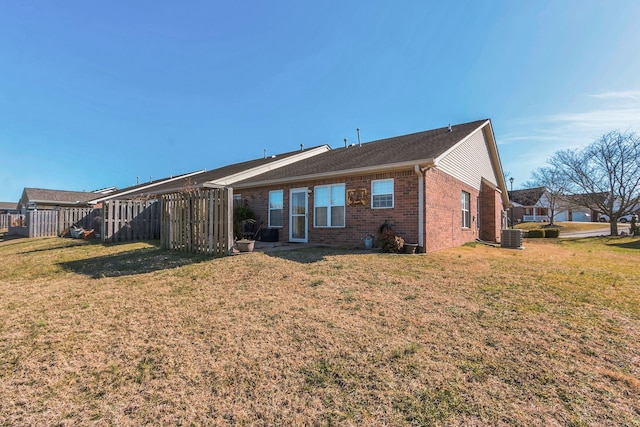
507,187 -> 550,224
232,119 -> 509,252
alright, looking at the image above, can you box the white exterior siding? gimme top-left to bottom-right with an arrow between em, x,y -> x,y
556,209 -> 591,222
436,128 -> 498,190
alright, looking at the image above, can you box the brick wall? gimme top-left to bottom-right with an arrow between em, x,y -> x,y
237,170 -> 419,248
423,168 -> 480,252
479,180 -> 503,242
237,167 -> 503,252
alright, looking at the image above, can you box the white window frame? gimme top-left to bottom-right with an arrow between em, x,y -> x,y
314,184 -> 345,228
462,191 -> 471,228
371,178 -> 394,209
268,190 -> 284,228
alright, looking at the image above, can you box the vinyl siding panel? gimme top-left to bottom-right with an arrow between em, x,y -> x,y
436,128 -> 498,190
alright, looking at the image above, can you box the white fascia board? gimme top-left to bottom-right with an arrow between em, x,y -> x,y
484,123 -> 511,207
88,169 -> 206,204
233,158 -> 436,189
207,145 -> 331,186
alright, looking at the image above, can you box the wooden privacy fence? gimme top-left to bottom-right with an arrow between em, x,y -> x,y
18,210 -> 60,238
102,200 -> 160,242
5,202 -> 160,241
0,213 -> 10,229
59,207 -> 100,233
160,187 -> 233,256
6,209 -> 96,238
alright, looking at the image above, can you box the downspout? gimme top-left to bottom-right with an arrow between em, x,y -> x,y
414,165 -> 425,250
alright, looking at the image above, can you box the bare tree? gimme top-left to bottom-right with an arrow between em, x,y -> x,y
551,131 -> 640,235
524,165 -> 571,225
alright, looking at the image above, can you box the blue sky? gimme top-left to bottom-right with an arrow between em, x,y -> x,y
2,1 -> 640,201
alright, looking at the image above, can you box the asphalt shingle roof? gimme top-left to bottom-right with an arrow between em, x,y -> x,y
235,120 -> 489,185
508,187 -> 546,206
0,201 -> 18,210
23,188 -> 97,204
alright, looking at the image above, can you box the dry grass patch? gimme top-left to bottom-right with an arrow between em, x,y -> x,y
0,235 -> 639,425
515,221 -> 613,234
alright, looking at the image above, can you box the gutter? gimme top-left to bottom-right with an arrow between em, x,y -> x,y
414,162 -> 436,251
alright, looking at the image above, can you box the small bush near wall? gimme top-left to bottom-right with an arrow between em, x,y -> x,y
378,230 -> 405,253
544,229 -> 560,238
527,229 -> 545,238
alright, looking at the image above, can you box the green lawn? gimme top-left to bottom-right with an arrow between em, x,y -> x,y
0,234 -> 638,425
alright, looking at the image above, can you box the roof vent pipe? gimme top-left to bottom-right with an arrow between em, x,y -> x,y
344,138 -> 348,148
448,123 -> 452,132
357,128 -> 361,147
264,149 -> 267,159
300,143 -> 304,152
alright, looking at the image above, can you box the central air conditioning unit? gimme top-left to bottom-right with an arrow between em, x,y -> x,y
501,229 -> 523,249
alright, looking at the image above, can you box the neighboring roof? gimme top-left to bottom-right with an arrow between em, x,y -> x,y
20,188 -> 98,206
560,192 -> 609,209
234,120 -> 491,186
508,187 -> 546,207
92,186 -> 119,194
0,201 -> 18,211
90,145 -> 330,202
89,169 -> 207,203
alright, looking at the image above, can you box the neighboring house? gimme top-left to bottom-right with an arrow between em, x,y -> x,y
232,119 -> 509,252
554,193 -> 599,222
88,146 -> 331,204
508,187 -> 550,223
0,202 -> 19,214
17,188 -> 101,213
509,188 -> 611,223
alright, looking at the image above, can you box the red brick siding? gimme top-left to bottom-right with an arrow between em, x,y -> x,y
423,168 -> 479,252
237,167 -> 504,252
237,170 -> 419,248
479,180 -> 502,242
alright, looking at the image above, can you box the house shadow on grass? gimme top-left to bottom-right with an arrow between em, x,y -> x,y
261,245 -> 373,264
16,238 -> 90,254
606,239 -> 640,250
59,243 -> 210,278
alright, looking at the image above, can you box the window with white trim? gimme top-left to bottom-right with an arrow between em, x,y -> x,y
462,191 -> 471,228
372,179 -> 394,209
314,184 -> 345,227
268,190 -> 284,228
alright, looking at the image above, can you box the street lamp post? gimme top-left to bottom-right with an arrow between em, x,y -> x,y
509,177 -> 514,229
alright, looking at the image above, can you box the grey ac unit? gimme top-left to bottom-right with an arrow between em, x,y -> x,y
501,229 -> 523,249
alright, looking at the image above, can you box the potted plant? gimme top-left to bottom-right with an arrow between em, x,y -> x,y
236,239 -> 255,252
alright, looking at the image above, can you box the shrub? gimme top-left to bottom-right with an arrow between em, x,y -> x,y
544,229 -> 560,238
378,230 -> 405,253
630,216 -> 639,237
527,229 -> 545,238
